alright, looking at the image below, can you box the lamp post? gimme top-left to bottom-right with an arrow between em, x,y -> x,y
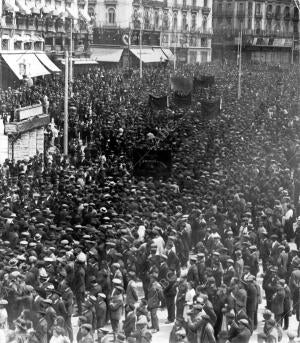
237,29 -> 242,99
139,19 -> 143,79
69,17 -> 73,96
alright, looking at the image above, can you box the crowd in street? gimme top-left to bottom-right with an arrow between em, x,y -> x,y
0,60 -> 299,343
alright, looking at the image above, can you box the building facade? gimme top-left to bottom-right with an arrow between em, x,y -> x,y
0,0 -> 92,56
90,0 -> 213,64
212,0 -> 300,64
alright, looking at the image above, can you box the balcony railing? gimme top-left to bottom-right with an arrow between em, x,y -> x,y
255,12 -> 262,19
275,12 -> 281,20
266,12 -> 274,19
224,10 -> 234,18
189,5 -> 200,11
236,10 -> 246,18
104,0 -> 117,4
202,6 -> 210,16
284,13 -> 291,20
293,15 -> 299,22
88,0 -> 96,4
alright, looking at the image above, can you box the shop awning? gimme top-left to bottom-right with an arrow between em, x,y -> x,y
32,35 -> 44,42
60,58 -> 98,65
162,48 -> 174,61
1,53 -> 50,80
66,7 -> 78,19
15,0 -> 31,14
31,6 -> 40,14
90,48 -> 123,62
35,53 -> 61,73
130,48 -> 163,63
4,0 -> 19,12
152,48 -> 168,61
13,34 -> 24,41
42,6 -> 52,14
79,8 -> 91,22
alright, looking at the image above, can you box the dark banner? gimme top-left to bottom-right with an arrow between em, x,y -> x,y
174,92 -> 192,106
148,94 -> 168,109
170,76 -> 193,95
201,98 -> 220,119
194,75 -> 215,88
132,149 -> 172,178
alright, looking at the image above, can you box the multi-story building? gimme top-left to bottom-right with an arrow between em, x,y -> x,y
0,0 -> 92,87
0,0 -> 92,53
90,0 -> 213,65
212,0 -> 300,64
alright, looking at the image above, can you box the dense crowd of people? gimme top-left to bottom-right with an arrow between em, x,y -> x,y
0,60 -> 299,343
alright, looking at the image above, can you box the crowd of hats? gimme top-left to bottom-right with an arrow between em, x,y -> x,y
0,61 -> 299,342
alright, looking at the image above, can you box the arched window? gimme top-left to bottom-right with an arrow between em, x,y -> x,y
108,7 -> 115,24
266,4 -> 272,13
173,12 -> 177,30
88,7 -> 94,16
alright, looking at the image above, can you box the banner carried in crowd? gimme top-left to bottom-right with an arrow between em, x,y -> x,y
194,75 -> 215,88
132,148 -> 172,178
201,98 -> 221,119
174,92 -> 192,106
148,94 -> 168,109
170,76 -> 194,95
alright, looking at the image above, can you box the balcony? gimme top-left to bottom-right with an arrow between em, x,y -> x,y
284,13 -> 291,21
88,0 -> 96,4
214,10 -> 223,18
202,6 -> 210,16
37,19 -> 45,31
3,16 -> 15,28
236,10 -> 246,18
274,12 -> 282,20
16,16 -> 27,29
266,12 -> 274,20
28,17 -> 36,30
225,10 -> 234,18
104,0 -> 117,4
293,15 -> 299,22
78,0 -> 86,5
254,12 -> 262,19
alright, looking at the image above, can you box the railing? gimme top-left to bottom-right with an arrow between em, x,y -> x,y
202,6 -> 210,15
266,12 -> 274,19
104,0 -> 117,4
255,12 -> 263,18
274,12 -> 282,20
284,13 -> 291,20
236,10 -> 245,18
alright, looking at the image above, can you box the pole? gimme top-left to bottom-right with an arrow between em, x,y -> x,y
128,25 -> 131,69
174,31 -> 177,71
291,35 -> 294,65
64,51 -> 69,156
237,30 -> 242,99
69,18 -> 73,96
139,23 -> 142,79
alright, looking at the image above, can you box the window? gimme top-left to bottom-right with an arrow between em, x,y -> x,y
173,12 -> 177,30
182,13 -> 187,30
108,7 -> 115,24
247,18 -> 251,29
203,19 -> 207,32
201,37 -> 208,47
201,51 -> 208,62
154,11 -> 159,28
190,50 -> 197,63
1,39 -> 8,50
24,42 -> 31,50
191,14 -> 196,30
14,41 -> 22,50
203,0 -> 207,7
248,2 -> 252,15
255,3 -> 260,14
266,4 -> 272,13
